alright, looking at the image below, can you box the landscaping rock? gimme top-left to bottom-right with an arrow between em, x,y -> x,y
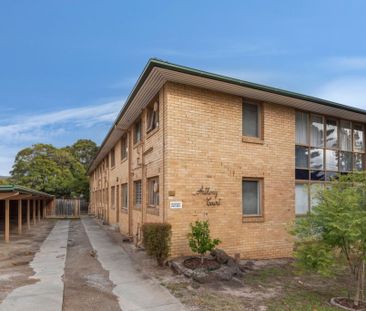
192,269 -> 210,283
227,258 -> 244,277
211,266 -> 233,281
211,249 -> 231,264
170,261 -> 194,278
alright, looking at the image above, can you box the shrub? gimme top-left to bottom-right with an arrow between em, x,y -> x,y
188,220 -> 221,264
142,222 -> 172,266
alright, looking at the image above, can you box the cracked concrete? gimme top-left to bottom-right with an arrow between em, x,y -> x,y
0,220 -> 69,311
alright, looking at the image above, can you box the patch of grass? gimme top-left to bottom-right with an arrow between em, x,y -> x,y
267,287 -> 336,311
245,266 -> 290,285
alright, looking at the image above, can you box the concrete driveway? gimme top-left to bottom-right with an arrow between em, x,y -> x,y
0,217 -> 185,311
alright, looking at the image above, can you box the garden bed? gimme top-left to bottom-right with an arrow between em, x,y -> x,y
183,257 -> 220,271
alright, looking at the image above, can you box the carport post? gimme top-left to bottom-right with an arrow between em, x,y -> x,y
27,199 -> 30,230
33,199 -> 36,225
18,199 -> 22,234
5,199 -> 9,242
42,199 -> 46,219
37,199 -> 41,222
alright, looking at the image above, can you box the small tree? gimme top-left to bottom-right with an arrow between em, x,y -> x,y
188,220 -> 221,264
292,172 -> 366,307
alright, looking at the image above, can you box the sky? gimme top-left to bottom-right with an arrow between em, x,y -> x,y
1,0 -> 366,175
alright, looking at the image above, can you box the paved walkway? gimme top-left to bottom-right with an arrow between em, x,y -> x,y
0,221 -> 69,311
82,217 -> 185,311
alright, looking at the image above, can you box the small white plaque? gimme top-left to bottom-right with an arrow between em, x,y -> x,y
170,201 -> 182,209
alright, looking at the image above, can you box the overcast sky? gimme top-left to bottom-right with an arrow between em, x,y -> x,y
1,0 -> 366,175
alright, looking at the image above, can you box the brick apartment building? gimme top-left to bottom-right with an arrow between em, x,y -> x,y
88,59 -> 365,259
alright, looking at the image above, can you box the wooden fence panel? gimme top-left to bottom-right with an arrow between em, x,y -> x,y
47,199 -> 86,218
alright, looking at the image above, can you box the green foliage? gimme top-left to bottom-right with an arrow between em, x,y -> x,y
187,220 -> 221,259
65,139 -> 98,169
142,223 -> 172,266
9,140 -> 98,199
292,171 -> 366,304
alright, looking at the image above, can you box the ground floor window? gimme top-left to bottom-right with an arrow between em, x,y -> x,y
295,183 -> 324,215
147,177 -> 159,207
242,179 -> 262,216
111,186 -> 115,209
134,180 -> 142,208
121,183 -> 128,210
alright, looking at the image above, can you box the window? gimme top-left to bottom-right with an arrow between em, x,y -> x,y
121,183 -> 128,210
148,177 -> 159,207
295,111 -> 366,214
295,112 -> 365,183
242,102 -> 261,138
134,119 -> 142,145
310,115 -> 324,147
296,111 -> 309,145
134,180 -> 142,207
295,184 -> 309,215
110,148 -> 115,168
242,179 -> 261,216
326,118 -> 338,148
116,185 -> 119,211
111,186 -> 115,209
353,123 -> 365,152
340,120 -> 352,151
147,101 -> 159,133
121,134 -> 128,161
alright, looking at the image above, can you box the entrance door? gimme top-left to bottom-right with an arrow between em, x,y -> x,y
116,185 -> 120,225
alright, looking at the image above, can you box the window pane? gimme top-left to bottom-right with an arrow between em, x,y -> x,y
326,118 -> 338,148
325,171 -> 337,181
134,181 -> 142,206
353,124 -> 365,152
310,183 -> 323,210
340,151 -> 352,172
295,184 -> 308,215
242,180 -> 260,215
310,148 -> 324,170
296,146 -> 309,168
325,149 -> 338,171
354,153 -> 364,171
296,111 -> 309,145
340,120 -> 352,151
310,115 -> 324,147
296,169 -> 309,180
243,103 -> 259,137
311,171 -> 325,181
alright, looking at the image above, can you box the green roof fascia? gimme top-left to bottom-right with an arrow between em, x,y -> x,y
0,184 -> 54,198
88,58 -> 366,174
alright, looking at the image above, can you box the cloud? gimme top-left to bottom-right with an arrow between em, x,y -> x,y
0,100 -> 123,175
316,76 -> 366,109
0,100 -> 123,142
327,57 -> 366,70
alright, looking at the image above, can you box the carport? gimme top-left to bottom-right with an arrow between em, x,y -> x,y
0,185 -> 54,242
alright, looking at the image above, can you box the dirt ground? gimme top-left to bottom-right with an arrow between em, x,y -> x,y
0,219 -> 356,311
101,224 -> 354,311
62,220 -> 120,311
0,220 -> 55,303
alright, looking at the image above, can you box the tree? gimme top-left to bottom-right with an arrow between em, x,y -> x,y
292,172 -> 366,307
188,220 -> 221,264
10,141 -> 95,199
67,139 -> 98,169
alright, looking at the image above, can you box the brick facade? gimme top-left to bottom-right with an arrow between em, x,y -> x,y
90,81 -> 297,259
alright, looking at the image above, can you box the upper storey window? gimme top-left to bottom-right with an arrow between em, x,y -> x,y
242,102 -> 261,138
134,118 -> 142,145
295,110 -> 365,182
147,101 -> 159,133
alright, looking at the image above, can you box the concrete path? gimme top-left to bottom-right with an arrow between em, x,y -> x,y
0,220 -> 69,311
82,217 -> 185,311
